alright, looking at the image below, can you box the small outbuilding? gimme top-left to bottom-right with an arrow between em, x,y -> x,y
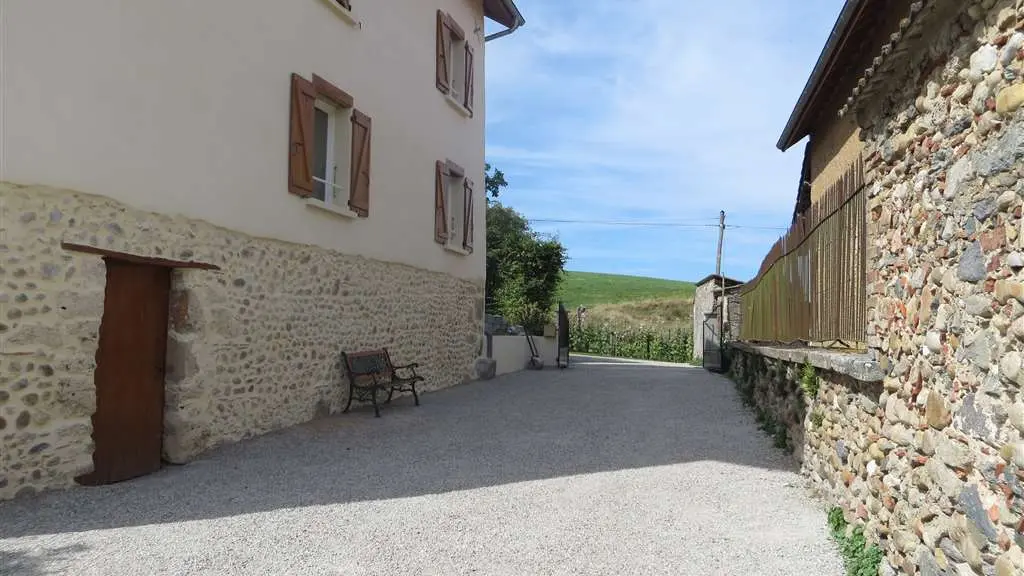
692,274 -> 744,370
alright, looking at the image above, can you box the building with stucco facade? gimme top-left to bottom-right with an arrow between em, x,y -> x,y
0,0 -> 524,500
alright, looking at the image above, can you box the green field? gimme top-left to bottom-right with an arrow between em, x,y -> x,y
556,271 -> 696,310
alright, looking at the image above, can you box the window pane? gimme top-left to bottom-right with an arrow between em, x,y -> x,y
450,40 -> 465,96
313,107 -> 329,201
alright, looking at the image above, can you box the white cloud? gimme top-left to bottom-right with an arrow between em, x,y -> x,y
484,0 -> 845,280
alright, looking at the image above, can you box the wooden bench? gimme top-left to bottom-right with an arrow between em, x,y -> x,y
341,348 -> 424,418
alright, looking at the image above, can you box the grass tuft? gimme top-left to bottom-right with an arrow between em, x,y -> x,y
827,506 -> 885,576
800,359 -> 819,399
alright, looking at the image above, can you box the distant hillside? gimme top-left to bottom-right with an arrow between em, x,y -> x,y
556,271 -> 695,309
556,271 -> 696,332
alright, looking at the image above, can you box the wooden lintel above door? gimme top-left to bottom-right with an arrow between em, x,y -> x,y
61,242 -> 221,271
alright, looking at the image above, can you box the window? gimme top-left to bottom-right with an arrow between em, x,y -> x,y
434,160 -> 475,253
435,10 -> 475,116
289,73 -> 372,218
312,99 -> 353,205
322,0 -> 359,27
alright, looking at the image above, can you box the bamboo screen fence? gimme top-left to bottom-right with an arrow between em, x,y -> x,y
740,157 -> 867,347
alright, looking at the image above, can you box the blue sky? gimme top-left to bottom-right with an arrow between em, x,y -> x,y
483,0 -> 845,283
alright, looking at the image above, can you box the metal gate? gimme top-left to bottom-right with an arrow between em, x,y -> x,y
556,303 -> 570,368
702,312 -> 722,372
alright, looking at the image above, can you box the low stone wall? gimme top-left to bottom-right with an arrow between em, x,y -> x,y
0,183 -> 484,501
730,343 -> 1024,576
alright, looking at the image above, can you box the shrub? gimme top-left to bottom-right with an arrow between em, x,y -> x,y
569,323 -> 692,364
800,359 -> 819,399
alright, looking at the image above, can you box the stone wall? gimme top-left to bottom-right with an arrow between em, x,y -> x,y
0,182 -> 484,501
692,281 -> 716,360
855,1 -> 1024,574
730,344 -> 1024,575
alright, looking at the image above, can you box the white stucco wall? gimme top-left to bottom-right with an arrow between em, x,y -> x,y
0,0 -> 486,281
491,334 -> 561,375
491,335 -> 530,376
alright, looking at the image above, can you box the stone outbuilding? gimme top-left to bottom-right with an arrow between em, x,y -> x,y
691,274 -> 743,367
735,0 -> 1024,574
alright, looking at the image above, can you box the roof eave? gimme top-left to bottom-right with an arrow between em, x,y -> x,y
695,274 -> 744,288
776,0 -> 869,151
483,0 -> 525,35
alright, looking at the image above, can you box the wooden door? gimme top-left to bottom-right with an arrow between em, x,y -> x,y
77,259 -> 171,486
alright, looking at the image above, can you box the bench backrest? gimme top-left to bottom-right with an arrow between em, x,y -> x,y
342,349 -> 394,385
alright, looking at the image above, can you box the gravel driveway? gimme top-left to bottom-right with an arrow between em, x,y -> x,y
1,356 -> 842,576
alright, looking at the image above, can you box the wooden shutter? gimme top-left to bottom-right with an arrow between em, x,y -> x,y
288,73 -> 316,197
435,161 -> 448,243
436,10 -> 450,94
463,179 -> 474,252
464,44 -> 475,115
349,110 -> 372,217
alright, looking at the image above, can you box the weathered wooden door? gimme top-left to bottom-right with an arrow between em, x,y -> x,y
78,259 -> 170,486
703,312 -> 722,372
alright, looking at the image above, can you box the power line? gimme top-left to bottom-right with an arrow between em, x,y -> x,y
526,218 -> 788,231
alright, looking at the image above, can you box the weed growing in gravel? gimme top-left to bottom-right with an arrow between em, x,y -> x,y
810,410 -> 825,428
800,359 -> 819,399
827,507 -> 884,576
773,426 -> 789,450
754,409 -> 790,451
732,378 -> 791,452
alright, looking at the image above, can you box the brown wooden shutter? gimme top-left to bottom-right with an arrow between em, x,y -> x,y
464,44 -> 475,115
288,73 -> 316,197
463,179 -> 474,252
349,110 -> 372,217
436,10 -> 451,94
434,161 -> 448,243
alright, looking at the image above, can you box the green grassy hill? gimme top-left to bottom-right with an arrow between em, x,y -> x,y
557,271 -> 695,309
556,271 -> 696,332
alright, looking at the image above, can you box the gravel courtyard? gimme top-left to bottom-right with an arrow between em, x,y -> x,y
1,356 -> 842,576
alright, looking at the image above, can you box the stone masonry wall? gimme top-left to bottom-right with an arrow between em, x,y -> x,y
730,345 -> 1024,575
858,0 -> 1024,574
730,3 -> 1024,573
0,182 -> 484,501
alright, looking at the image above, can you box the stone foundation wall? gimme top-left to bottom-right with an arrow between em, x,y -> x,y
730,345 -> 1024,574
0,183 -> 484,501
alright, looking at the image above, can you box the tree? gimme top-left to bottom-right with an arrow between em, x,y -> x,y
484,165 -> 567,333
485,163 -> 507,201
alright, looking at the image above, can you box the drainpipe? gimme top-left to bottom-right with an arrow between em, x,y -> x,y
485,0 -> 525,42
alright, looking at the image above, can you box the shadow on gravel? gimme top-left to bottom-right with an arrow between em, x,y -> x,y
0,544 -> 89,573
0,355 -> 796,539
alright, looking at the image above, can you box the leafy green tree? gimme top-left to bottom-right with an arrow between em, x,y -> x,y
484,165 -> 567,333
485,163 -> 508,201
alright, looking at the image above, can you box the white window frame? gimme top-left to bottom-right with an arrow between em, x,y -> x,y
308,98 -> 358,219
312,99 -> 339,203
448,35 -> 466,104
445,33 -> 472,117
444,168 -> 470,254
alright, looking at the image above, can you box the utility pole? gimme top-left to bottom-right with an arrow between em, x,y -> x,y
715,210 -> 725,280
716,211 -> 726,367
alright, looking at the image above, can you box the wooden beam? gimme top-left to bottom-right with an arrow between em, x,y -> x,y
61,242 -> 221,270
